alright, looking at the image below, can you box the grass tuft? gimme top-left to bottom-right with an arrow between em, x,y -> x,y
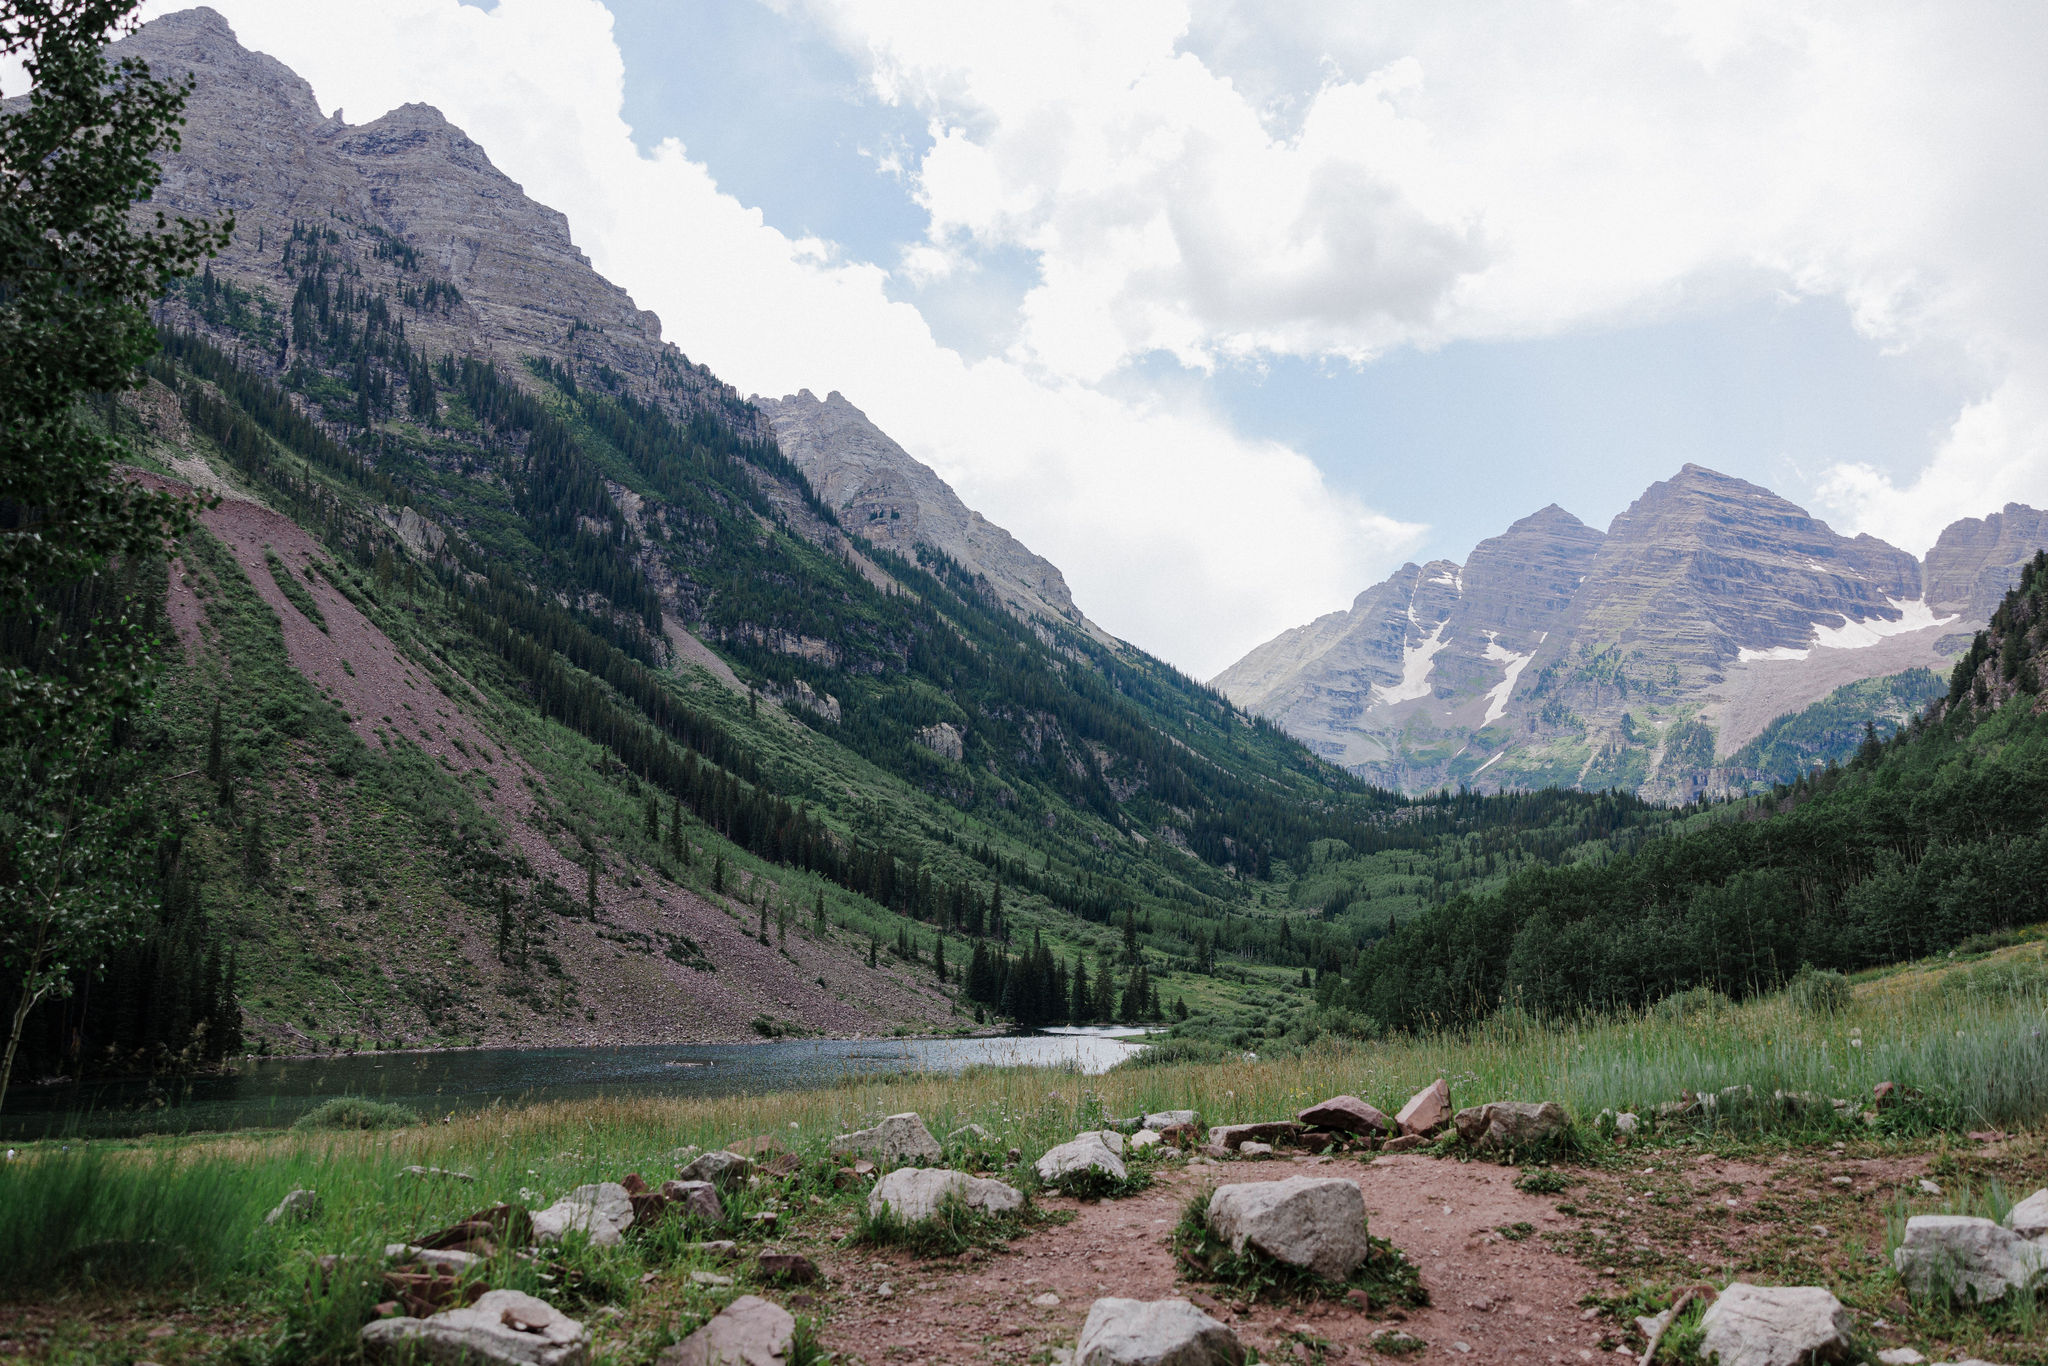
291,1097 -> 420,1131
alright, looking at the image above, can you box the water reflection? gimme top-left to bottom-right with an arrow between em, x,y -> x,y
1,1030 -> 1157,1139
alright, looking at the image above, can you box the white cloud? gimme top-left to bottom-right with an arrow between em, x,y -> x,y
135,0 -> 1421,677
800,0 -> 2048,551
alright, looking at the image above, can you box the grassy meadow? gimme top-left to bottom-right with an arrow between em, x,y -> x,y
1,930 -> 2043,1361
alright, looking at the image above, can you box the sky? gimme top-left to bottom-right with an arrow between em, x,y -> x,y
117,0 -> 2048,677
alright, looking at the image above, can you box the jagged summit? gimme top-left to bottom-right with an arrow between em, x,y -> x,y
1215,464 -> 2048,800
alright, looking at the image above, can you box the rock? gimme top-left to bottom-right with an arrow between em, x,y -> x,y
1296,1096 -> 1394,1135
676,1151 -> 753,1190
660,1180 -> 724,1221
1033,1292 -> 1062,1308
656,1294 -> 793,1366
402,1165 -> 476,1183
1082,1129 -> 1127,1154
386,1243 -> 483,1270
265,1189 -> 320,1225
1893,1215 -> 2048,1301
948,1124 -> 993,1144
361,1287 -> 588,1365
830,1113 -> 942,1164
687,1240 -> 739,1260
1143,1110 -> 1201,1137
868,1167 -> 1024,1223
1876,1351 -> 1926,1365
1698,1283 -> 1857,1366
1036,1134 -> 1127,1188
1379,1135 -> 1428,1154
1076,1296 -> 1245,1366
690,1271 -> 734,1288
1205,1177 -> 1371,1281
1452,1102 -> 1571,1149
1208,1122 -> 1303,1150
757,1252 -> 818,1283
1395,1080 -> 1452,1137
1635,1310 -> 1673,1341
1238,1142 -> 1275,1157
1613,1112 -> 1640,1135
1131,1129 -> 1163,1151
531,1183 -> 635,1247
2005,1188 -> 2048,1240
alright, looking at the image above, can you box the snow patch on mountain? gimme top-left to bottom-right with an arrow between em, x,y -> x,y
1480,631 -> 1533,724
1739,596 -> 1959,663
1374,621 -> 1451,705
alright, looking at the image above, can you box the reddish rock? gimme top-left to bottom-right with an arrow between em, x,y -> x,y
1208,1121 -> 1304,1150
1297,1095 -> 1394,1135
1396,1079 -> 1452,1137
757,1252 -> 820,1283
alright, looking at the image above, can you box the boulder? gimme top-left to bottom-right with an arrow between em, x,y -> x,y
1379,1135 -> 1428,1154
868,1167 -> 1024,1224
1143,1110 -> 1201,1137
362,1287 -> 588,1365
1205,1177 -> 1371,1281
660,1179 -> 724,1221
756,1252 -> 819,1283
1076,1296 -> 1245,1366
2005,1188 -> 2048,1240
948,1123 -> 994,1144
1238,1142 -> 1274,1157
1130,1129 -> 1163,1151
676,1150 -> 752,1190
531,1183 -> 635,1247
1698,1283 -> 1856,1366
656,1294 -> 793,1366
1452,1102 -> 1570,1149
1082,1129 -> 1127,1154
265,1189 -> 320,1225
830,1113 -> 942,1164
1296,1096 -> 1394,1136
1395,1080 -> 1452,1137
1036,1134 -> 1127,1187
386,1243 -> 483,1270
1893,1215 -> 2048,1301
1207,1122 -> 1302,1150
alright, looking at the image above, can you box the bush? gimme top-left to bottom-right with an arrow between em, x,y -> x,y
1111,1037 -> 1232,1070
1651,985 -> 1731,1021
290,1097 -> 419,1131
1787,965 -> 1852,1016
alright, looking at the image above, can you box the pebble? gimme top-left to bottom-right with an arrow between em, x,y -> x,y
1917,1179 -> 1942,1196
876,1283 -> 894,1299
690,1271 -> 734,1288
1032,1292 -> 1061,1308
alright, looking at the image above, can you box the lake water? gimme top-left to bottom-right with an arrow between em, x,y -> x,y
0,1029 -> 1160,1140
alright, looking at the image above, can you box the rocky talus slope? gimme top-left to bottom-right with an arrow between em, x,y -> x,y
1216,465 -> 2048,800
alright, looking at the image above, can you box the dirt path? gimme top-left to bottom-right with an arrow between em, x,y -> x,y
817,1154 -> 1609,1365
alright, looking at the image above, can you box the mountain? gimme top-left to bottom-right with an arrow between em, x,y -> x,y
1214,465 -> 2048,799
753,389 -> 1109,642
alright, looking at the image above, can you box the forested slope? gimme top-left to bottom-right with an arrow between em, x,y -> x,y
1330,554 -> 2048,1031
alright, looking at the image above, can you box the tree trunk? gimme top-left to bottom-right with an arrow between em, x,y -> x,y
0,974 -> 50,1118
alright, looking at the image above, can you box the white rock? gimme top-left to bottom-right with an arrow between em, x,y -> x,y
1032,1292 -> 1062,1308
1076,1296 -> 1245,1366
689,1271 -> 733,1288
2004,1188 -> 2048,1240
830,1112 -> 942,1164
1876,1350 -> 1926,1365
362,1287 -> 588,1365
1080,1129 -> 1127,1155
1613,1113 -> 1640,1135
867,1167 -> 1024,1224
1238,1142 -> 1274,1157
265,1189 -> 320,1225
531,1182 -> 635,1248
1205,1177 -> 1371,1281
948,1123 -> 994,1144
1698,1283 -> 1857,1366
655,1294 -> 792,1366
1918,1180 -> 1944,1197
1130,1129 -> 1163,1151
676,1150 -> 752,1189
1143,1110 -> 1201,1134
1893,1215 -> 2048,1301
1036,1133 -> 1128,1187
386,1243 -> 482,1269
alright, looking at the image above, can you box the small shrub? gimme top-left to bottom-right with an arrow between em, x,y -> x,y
1042,1162 -> 1152,1202
849,1190 -> 1061,1258
1172,1188 -> 1427,1306
1514,1169 -> 1575,1195
1651,985 -> 1731,1021
1495,1221 -> 1535,1241
291,1097 -> 419,1131
1788,964 -> 1852,1016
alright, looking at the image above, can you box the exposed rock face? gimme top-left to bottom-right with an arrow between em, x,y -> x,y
830,1113 -> 942,1164
2006,1188 -> 2048,1240
1205,1177 -> 1371,1281
757,390 -> 1107,639
531,1182 -> 635,1247
1696,1283 -> 1857,1366
1215,464 -> 2048,799
109,8 -> 755,435
866,1168 -> 1024,1223
1076,1296 -> 1245,1366
1451,1101 -> 1570,1149
361,1287 -> 589,1366
1395,1080 -> 1452,1137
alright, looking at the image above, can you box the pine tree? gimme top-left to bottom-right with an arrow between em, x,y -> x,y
932,934 -> 946,982
644,795 -> 658,840
1070,954 -> 1090,1022
1122,906 -> 1139,962
868,936 -> 878,968
241,807 -> 268,879
1093,952 -> 1116,1020
712,854 -> 725,894
758,896 -> 770,945
776,900 -> 788,947
814,888 -> 826,934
